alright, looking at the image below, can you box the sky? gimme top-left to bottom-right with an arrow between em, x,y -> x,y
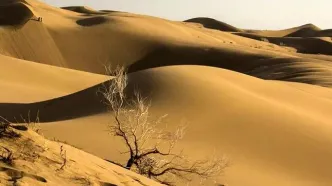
44,0 -> 331,30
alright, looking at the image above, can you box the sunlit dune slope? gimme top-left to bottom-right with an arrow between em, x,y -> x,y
0,129 -> 162,186
1,1 -> 332,186
19,65 -> 332,186
0,54 -> 108,103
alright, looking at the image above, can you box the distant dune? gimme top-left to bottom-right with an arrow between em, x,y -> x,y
1,0 -> 332,185
76,16 -> 108,26
286,28 -> 332,38
243,23 -> 332,39
285,24 -> 321,37
61,6 -> 106,15
184,17 -> 243,32
234,32 -> 332,56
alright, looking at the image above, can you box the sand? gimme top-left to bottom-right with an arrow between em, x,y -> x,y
0,128 -> 162,186
184,17 -> 244,32
0,0 -> 332,185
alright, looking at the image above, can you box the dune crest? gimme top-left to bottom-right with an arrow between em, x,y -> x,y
62,6 -> 106,15
184,17 -> 243,32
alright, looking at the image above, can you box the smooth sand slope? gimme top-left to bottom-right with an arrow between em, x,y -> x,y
0,54 -> 108,103
1,0 -> 332,185
1,66 -> 332,185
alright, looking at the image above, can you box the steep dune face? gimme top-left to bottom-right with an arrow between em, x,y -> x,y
0,21 -> 67,68
18,65 -> 331,186
184,17 -> 243,32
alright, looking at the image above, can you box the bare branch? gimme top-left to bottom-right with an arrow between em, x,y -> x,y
102,65 -> 228,184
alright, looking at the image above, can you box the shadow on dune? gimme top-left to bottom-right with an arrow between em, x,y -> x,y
128,45 -> 267,73
0,75 -> 156,123
0,2 -> 34,27
234,32 -> 332,55
99,10 -> 120,13
127,45 -> 332,87
76,16 -> 108,26
0,84 -> 106,123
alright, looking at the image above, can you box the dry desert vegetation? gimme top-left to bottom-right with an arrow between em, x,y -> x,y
1,0 -> 332,186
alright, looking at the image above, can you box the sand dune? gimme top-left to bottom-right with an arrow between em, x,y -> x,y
283,24 -> 332,38
0,21 -> 67,68
22,65 -> 332,186
0,54 -> 108,103
1,0 -> 332,185
245,23 -> 321,37
184,17 -> 243,32
286,29 -> 332,38
0,0 -> 330,88
0,128 -> 162,186
285,24 -> 321,37
62,6 -> 106,15
235,32 -> 332,54
76,16 -> 109,26
128,44 -> 332,87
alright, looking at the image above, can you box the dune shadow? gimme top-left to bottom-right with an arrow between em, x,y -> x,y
128,45 -> 267,73
0,165 -> 47,183
100,182 -> 117,186
234,32 -> 332,55
127,44 -> 332,87
0,2 -> 33,27
0,75 -> 156,123
0,83 -> 106,123
76,16 -> 108,27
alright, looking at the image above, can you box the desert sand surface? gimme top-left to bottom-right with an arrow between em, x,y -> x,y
0,127 -> 162,186
1,0 -> 332,185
